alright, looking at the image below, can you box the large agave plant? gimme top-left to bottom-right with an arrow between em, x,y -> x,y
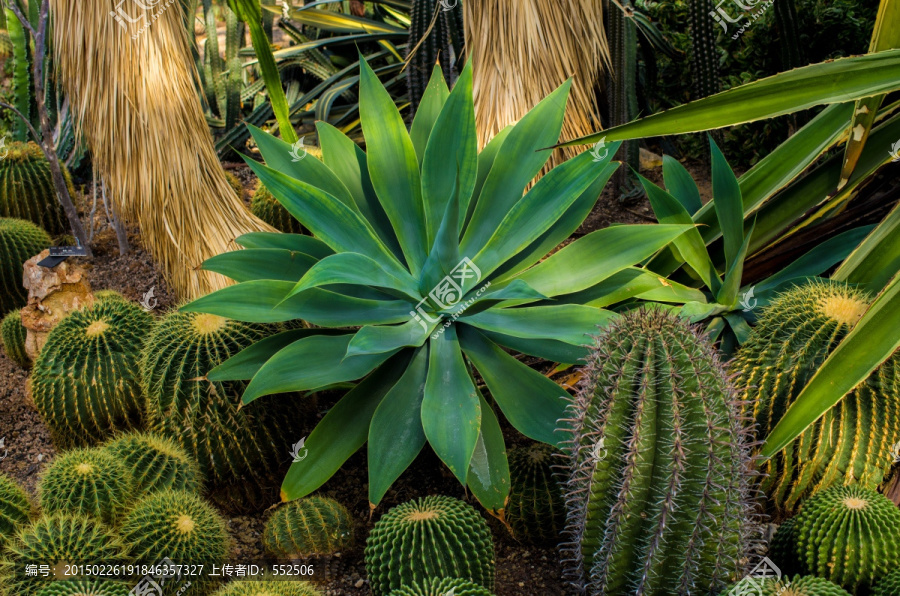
185,58 -> 690,514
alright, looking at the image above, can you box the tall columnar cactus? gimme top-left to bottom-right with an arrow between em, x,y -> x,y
560,307 -> 757,596
872,569 -> 900,596
263,496 -> 354,558
365,496 -> 494,596
505,443 -> 565,545
0,142 -> 68,235
793,486 -> 900,593
387,578 -> 495,596
0,474 -> 32,544
249,184 -> 303,234
34,579 -> 132,596
102,432 -> 201,496
142,310 -> 306,488
0,309 -> 29,368
38,448 -> 135,524
211,580 -> 323,596
1,514 -> 129,596
726,575 -> 852,596
121,490 -> 229,575
732,281 -> 900,514
0,217 -> 51,315
31,300 -> 153,447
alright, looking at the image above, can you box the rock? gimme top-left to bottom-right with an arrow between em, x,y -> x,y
20,251 -> 94,360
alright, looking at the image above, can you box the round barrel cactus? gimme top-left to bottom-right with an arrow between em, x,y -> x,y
872,569 -> 900,596
34,579 -> 132,596
0,309 -> 29,368
768,517 -> 800,577
0,142 -> 67,235
386,577 -> 495,596
121,489 -> 229,569
211,580 -> 323,595
38,448 -> 134,524
365,496 -> 494,596
505,443 -> 565,544
142,310 -> 306,489
250,184 -> 303,234
93,290 -> 127,303
263,496 -> 354,558
31,299 -> 153,447
732,281 -> 900,514
101,431 -> 201,496
560,307 -> 757,595
0,473 -> 32,544
726,575 -> 851,596
2,514 -> 129,596
0,217 -> 51,315
794,486 -> 900,593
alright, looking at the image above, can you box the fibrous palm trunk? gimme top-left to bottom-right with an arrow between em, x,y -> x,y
49,0 -> 274,298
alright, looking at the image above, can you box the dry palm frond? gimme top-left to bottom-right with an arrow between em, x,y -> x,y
463,0 -> 610,170
49,0 -> 274,299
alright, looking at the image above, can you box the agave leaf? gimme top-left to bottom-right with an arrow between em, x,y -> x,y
409,65 -> 451,165
285,7 -> 406,34
467,391 -> 511,514
716,219 -> 756,307
285,252 -> 421,301
208,329 -> 343,382
833,202 -> 900,293
464,305 -> 615,348
662,156 -> 702,215
202,249 -> 318,283
235,232 -> 334,258
466,125 -> 513,228
346,319 -> 436,358
711,138 -> 744,274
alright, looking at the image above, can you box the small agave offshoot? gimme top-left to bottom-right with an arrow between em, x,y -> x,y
185,57 -> 691,514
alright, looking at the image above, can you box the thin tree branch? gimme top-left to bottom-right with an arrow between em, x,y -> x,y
0,101 -> 43,145
4,0 -> 37,39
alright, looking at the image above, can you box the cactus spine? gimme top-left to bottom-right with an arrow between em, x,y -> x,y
505,443 -> 565,545
38,448 -> 135,524
560,307 -> 757,595
0,142 -> 68,235
387,577 -> 494,596
0,474 -> 32,544
31,300 -> 153,447
1,309 -> 29,368
732,281 -> 900,514
793,486 -> 900,593
263,496 -> 354,558
34,579 -> 132,596
0,217 -> 51,315
101,432 -> 201,496
250,184 -> 304,234
142,311 -> 306,488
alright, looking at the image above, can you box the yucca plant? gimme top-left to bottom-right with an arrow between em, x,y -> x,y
185,58 -> 691,512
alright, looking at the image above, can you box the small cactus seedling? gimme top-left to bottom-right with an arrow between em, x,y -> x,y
101,431 -> 202,496
560,307 -> 758,595
0,309 -> 28,368
142,310 -> 306,489
31,299 -> 153,447
38,448 -> 135,524
0,142 -> 68,235
726,575 -> 852,596
505,443 -> 565,544
1,514 -> 129,596
34,579 -> 132,596
0,473 -> 32,544
250,184 -> 303,234
0,217 -> 51,316
263,496 -> 354,558
872,569 -> 900,596
210,580 -> 324,595
386,577 -> 495,596
793,486 -> 900,593
365,496 -> 494,596
732,281 -> 900,514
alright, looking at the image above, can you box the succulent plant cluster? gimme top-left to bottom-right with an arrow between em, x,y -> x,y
0,217 -> 51,316
263,496 -> 354,558
560,307 -> 758,595
0,142 -> 68,236
365,496 -> 494,596
733,281 -> 900,514
0,309 -> 29,368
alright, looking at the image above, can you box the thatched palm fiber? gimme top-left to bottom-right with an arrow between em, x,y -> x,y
49,0 -> 273,298
463,0 -> 610,170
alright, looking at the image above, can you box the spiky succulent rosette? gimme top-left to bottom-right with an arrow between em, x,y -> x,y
34,579 -> 132,596
560,307 -> 759,596
185,56 -> 692,512
38,448 -> 135,523
0,217 -> 51,315
793,486 -> 900,593
0,473 -> 32,544
1,309 -> 29,368
872,568 -> 900,596
505,443 -> 565,544
1,514 -> 129,596
365,496 -> 494,596
386,577 -> 494,596
211,580 -> 323,596
0,142 -> 68,235
726,575 -> 851,596
732,281 -> 900,514
142,310 -> 307,490
101,432 -> 202,496
263,496 -> 354,558
31,299 -> 153,447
